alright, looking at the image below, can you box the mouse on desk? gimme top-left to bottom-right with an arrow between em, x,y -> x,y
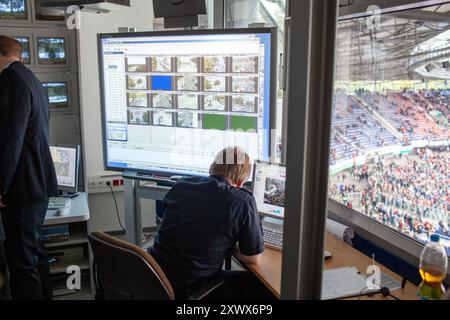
324,250 -> 333,260
56,206 -> 70,216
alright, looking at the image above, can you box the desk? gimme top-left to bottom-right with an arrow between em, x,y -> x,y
45,192 -> 90,225
245,232 -> 420,300
43,192 -> 93,299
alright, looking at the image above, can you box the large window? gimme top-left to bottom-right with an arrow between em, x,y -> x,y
329,4 -> 450,254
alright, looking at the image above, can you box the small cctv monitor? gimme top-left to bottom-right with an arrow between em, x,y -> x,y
50,145 -> 80,194
0,0 -> 27,20
253,161 -> 286,220
43,82 -> 69,110
152,0 -> 207,28
36,37 -> 67,65
14,36 -> 31,64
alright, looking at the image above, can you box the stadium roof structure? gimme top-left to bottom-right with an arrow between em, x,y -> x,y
336,2 -> 450,82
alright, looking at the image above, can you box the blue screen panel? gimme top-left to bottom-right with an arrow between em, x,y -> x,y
152,76 -> 173,90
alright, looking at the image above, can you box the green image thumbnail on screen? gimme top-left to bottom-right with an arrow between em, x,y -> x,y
203,114 -> 228,130
202,114 -> 257,132
231,116 -> 257,132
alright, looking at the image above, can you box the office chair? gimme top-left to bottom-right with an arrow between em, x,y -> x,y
88,231 -> 224,300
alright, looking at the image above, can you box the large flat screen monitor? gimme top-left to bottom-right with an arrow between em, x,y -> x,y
98,28 -> 277,177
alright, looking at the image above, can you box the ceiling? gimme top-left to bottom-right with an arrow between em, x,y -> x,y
335,1 -> 450,81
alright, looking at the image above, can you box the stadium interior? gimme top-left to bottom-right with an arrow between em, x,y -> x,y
330,3 -> 450,253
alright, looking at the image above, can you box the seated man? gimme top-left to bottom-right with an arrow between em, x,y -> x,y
149,147 -> 267,299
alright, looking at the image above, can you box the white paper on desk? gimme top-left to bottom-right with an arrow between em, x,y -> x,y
322,267 -> 379,300
326,219 -> 354,245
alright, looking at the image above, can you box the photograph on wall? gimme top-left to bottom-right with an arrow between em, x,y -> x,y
151,93 -> 173,109
153,111 -> 173,127
151,56 -> 172,72
126,56 -> 148,73
128,92 -> 149,108
232,76 -> 258,93
204,76 -> 227,92
177,56 -> 198,73
232,56 -> 258,73
264,178 -> 285,207
127,75 -> 148,90
232,95 -> 257,113
43,82 -> 68,110
203,56 -> 227,73
176,76 -> 199,91
177,94 -> 198,110
127,108 -> 150,125
0,0 -> 27,20
177,112 -> 199,128
204,95 -> 227,111
37,37 -> 66,65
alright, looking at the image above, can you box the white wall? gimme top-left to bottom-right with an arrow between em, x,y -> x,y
77,0 -> 156,232
78,0 -> 154,177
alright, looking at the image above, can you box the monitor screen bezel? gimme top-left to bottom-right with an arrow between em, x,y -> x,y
50,144 -> 80,193
32,29 -> 76,72
42,81 -> 70,110
98,27 -> 278,178
36,72 -> 78,114
36,35 -> 67,66
0,0 -> 28,21
252,160 -> 286,221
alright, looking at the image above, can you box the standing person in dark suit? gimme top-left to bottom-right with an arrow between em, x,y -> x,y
0,213 -> 9,300
0,36 -> 58,300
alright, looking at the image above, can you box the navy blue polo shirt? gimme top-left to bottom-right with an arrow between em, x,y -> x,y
149,175 -> 264,293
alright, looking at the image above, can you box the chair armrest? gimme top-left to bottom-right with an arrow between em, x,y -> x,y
187,278 -> 225,300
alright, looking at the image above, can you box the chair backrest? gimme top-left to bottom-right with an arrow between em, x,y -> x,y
88,231 -> 175,300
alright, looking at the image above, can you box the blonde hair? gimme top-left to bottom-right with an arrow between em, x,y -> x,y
209,147 -> 252,185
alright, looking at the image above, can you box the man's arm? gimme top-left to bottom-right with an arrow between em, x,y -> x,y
234,196 -> 265,265
233,246 -> 261,265
0,70 -> 31,196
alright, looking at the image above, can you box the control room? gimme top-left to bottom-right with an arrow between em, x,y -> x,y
0,0 -> 449,307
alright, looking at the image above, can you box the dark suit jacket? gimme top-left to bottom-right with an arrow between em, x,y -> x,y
0,61 -> 58,207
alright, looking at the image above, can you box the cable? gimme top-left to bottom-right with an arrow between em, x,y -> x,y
380,286 -> 401,300
355,270 -> 403,301
107,182 -> 125,232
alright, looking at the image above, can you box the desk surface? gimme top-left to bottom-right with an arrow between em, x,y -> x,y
45,192 -> 90,226
245,232 -> 420,300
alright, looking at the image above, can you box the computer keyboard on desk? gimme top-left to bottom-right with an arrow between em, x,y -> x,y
263,226 -> 283,250
48,197 -> 72,210
262,225 -> 333,260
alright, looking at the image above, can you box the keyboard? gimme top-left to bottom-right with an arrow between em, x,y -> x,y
48,197 -> 72,210
263,226 -> 283,250
262,226 -> 333,259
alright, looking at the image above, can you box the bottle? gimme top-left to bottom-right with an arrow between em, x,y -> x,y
419,234 -> 448,300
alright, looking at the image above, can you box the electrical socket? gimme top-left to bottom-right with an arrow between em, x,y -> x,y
88,176 -> 124,193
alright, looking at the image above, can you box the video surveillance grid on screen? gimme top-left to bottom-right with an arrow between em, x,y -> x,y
99,29 -> 275,177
